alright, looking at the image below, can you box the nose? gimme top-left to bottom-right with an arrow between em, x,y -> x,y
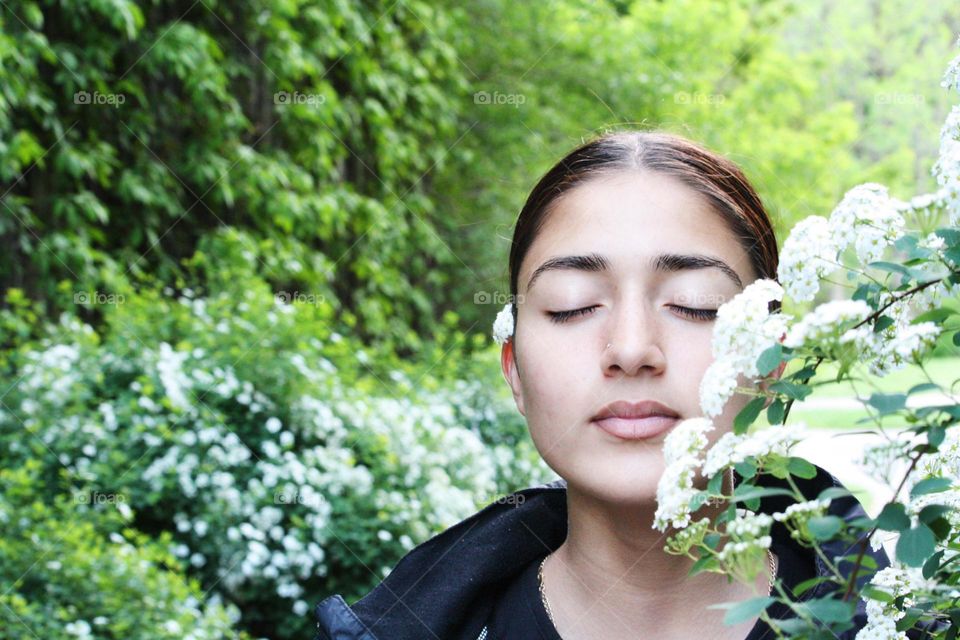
601,300 -> 667,377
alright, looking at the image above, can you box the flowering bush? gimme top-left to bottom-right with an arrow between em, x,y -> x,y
648,38 -> 960,639
0,254 -> 553,639
0,460 -> 246,639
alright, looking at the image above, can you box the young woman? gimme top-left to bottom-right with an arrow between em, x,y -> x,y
313,131 -> 890,640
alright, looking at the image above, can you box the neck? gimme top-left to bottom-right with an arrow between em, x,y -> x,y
542,482 -> 773,639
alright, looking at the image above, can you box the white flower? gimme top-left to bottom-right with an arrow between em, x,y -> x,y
942,43 -> 960,95
699,358 -> 740,418
717,510 -> 774,564
837,293 -> 942,377
699,279 -> 790,418
829,183 -> 906,265
777,215 -> 840,301
65,620 -> 92,638
492,302 -> 514,345
703,422 -> 810,477
654,417 -> 715,531
857,564 -> 936,640
265,417 -> 283,434
783,299 -> 873,349
156,342 -> 192,411
933,105 -> 960,226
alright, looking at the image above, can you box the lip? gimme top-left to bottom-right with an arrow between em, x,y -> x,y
590,400 -> 680,441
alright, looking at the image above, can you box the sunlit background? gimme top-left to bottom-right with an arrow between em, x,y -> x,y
1,1 -> 958,638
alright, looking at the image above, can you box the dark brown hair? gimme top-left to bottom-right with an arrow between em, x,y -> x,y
508,131 -> 780,331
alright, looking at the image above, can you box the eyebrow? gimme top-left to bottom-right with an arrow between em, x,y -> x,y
525,252 -> 744,292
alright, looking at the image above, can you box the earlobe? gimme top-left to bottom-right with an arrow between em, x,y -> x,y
500,339 -> 525,416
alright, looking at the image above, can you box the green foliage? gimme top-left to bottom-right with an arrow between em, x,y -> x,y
0,0 -> 469,354
0,460 -> 245,639
0,257 -> 552,639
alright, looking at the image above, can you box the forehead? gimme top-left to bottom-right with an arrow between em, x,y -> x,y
520,171 -> 755,290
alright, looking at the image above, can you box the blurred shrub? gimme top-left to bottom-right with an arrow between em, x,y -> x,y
0,460 -> 246,639
0,257 -> 553,639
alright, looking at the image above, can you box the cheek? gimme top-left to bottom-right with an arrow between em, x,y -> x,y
515,327 -> 596,444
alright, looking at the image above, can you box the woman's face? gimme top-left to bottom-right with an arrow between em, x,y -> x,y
502,170 -> 763,505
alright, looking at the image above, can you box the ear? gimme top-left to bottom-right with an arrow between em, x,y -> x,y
500,338 -> 526,417
759,331 -> 788,407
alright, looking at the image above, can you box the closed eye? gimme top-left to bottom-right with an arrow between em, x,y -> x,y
668,305 -> 718,321
546,305 -> 718,324
546,305 -> 599,324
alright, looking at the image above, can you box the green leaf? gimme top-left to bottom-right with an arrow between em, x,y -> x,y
868,260 -> 914,278
862,585 -> 896,603
734,396 -> 766,435
796,597 -> 855,623
757,343 -> 783,376
817,487 -> 853,501
907,382 -> 941,395
711,596 -> 775,626
874,315 -> 895,333
928,425 -> 945,448
807,515 -> 843,540
922,550 -> 944,580
707,470 -> 724,496
867,392 -> 906,414
734,460 -> 757,479
787,456 -> 817,479
731,486 -> 796,503
876,503 -> 910,531
689,553 -> 719,577
768,380 -> 813,401
912,308 -> 956,324
910,477 -> 953,499
896,524 -> 936,567
766,398 -> 785,425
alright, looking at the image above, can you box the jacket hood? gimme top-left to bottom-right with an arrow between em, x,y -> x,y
313,464 -> 890,640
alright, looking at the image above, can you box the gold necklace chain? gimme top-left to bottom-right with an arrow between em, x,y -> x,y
537,549 -> 778,629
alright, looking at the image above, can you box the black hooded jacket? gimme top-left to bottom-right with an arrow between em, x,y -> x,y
313,464 -> 894,640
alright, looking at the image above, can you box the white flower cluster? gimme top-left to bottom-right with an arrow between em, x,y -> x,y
837,292 -> 941,377
654,417 -> 715,531
716,510 -> 773,566
933,104 -> 960,226
709,508 -> 777,588
492,302 -> 514,345
835,184 -> 906,265
772,498 -> 831,544
908,428 -> 960,529
778,183 -> 906,302
699,279 -> 790,417
856,565 -> 936,640
777,215 -> 838,302
783,299 -> 873,350
6,294 -> 555,622
944,37 -> 960,95
703,422 -> 810,477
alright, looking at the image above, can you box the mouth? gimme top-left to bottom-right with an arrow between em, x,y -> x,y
591,414 -> 679,441
590,399 -> 681,441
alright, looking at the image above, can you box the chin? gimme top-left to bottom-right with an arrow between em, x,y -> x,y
559,450 -> 667,505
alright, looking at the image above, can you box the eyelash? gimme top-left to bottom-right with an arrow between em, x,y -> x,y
546,305 -> 718,324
